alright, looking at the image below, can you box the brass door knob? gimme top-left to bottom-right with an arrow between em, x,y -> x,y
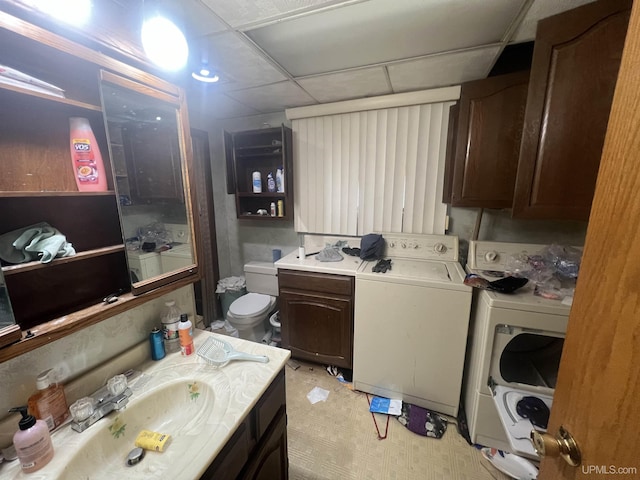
530,425 -> 581,467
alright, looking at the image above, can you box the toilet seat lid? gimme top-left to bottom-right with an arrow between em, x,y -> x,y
229,293 -> 272,318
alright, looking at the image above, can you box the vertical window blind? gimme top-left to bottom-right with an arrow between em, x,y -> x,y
292,100 -> 455,236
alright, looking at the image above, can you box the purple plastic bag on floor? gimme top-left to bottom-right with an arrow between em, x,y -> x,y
397,403 -> 447,439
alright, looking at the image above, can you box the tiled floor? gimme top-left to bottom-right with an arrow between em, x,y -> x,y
285,362 -> 511,480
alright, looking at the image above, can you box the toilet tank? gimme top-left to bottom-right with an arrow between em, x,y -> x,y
244,261 -> 278,296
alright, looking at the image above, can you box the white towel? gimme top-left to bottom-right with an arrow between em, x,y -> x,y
0,222 -> 76,264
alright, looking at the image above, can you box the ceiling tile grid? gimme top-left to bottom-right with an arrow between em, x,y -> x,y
225,80 -> 317,112
297,67 -> 391,103
387,46 -> 503,93
174,0 -> 604,118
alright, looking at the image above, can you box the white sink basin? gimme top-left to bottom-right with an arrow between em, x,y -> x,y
61,369 -> 229,479
0,330 -> 289,480
55,367 -> 229,479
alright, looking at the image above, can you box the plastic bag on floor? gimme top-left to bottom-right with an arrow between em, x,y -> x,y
397,403 -> 447,438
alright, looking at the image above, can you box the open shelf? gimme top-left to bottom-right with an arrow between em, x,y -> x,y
2,245 -> 125,276
0,191 -> 116,197
237,192 -> 286,198
0,82 -> 102,111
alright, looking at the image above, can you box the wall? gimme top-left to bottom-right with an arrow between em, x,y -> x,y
448,207 -> 588,263
0,286 -> 195,442
189,108 -> 300,280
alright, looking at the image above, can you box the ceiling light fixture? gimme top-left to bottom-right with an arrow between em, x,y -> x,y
192,63 -> 219,83
141,16 -> 189,71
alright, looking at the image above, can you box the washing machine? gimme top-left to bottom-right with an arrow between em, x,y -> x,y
353,233 -> 472,417
463,241 -> 576,458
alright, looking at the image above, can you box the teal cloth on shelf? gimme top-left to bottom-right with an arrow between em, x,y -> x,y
0,222 -> 76,264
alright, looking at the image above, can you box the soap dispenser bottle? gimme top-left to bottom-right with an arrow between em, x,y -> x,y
9,406 -> 54,473
27,369 -> 69,431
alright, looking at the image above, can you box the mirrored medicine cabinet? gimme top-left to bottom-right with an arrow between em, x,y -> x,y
99,71 -> 199,295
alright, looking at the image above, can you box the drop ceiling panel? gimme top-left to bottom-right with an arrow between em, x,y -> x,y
388,46 -> 502,92
169,0 -> 228,36
201,0 -> 344,28
510,0 -> 596,43
200,32 -> 287,90
226,81 -> 317,113
298,67 -> 391,103
188,91 -> 261,119
245,0 -> 526,77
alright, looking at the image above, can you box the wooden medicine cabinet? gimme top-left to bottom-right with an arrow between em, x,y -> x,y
0,10 -> 200,361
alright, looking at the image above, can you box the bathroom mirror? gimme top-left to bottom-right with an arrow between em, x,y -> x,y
99,71 -> 198,295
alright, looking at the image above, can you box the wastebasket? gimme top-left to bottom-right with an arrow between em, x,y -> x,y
216,276 -> 247,320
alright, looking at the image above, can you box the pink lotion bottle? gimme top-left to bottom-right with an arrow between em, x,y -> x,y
9,406 -> 54,473
69,117 -> 107,192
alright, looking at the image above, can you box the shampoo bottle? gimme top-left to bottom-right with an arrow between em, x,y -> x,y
9,406 -> 54,473
27,369 -> 69,431
267,172 -> 276,192
276,168 -> 284,193
69,117 -> 107,192
178,313 -> 194,356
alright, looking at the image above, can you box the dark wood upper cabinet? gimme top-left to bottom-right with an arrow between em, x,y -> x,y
122,123 -> 183,202
512,0 -> 632,220
445,71 -> 529,208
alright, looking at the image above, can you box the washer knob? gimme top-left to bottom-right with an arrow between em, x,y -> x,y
413,244 -> 420,249
484,251 -> 498,262
401,243 -> 407,249
434,243 -> 447,254
389,242 -> 395,248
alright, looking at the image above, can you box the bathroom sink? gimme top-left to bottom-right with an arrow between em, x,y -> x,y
60,367 -> 230,479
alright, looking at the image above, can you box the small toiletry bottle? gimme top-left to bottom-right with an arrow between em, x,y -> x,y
276,168 -> 284,193
267,172 -> 276,192
252,171 -> 262,193
178,313 -> 194,356
69,117 -> 107,192
150,328 -> 165,360
270,202 -> 276,217
27,369 -> 69,431
277,200 -> 284,217
161,300 -> 181,354
9,406 -> 54,473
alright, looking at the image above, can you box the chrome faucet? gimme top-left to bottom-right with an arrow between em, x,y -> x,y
70,374 -> 132,433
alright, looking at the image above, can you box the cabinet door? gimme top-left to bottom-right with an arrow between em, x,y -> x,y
123,123 -> 183,201
449,71 -> 529,208
513,0 -> 631,219
241,408 -> 288,480
280,289 -> 353,369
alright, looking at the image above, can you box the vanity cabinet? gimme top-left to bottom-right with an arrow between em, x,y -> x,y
444,70 -> 529,208
0,10 -> 200,359
201,369 -> 288,480
278,269 -> 354,369
512,0 -> 631,220
225,125 -> 294,221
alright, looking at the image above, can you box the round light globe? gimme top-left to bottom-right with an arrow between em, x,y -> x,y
141,16 -> 189,71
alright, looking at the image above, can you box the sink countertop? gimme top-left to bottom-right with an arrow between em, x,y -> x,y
275,249 -> 363,276
0,330 -> 290,479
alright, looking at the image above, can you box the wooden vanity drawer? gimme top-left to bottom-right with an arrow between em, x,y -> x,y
278,269 -> 354,296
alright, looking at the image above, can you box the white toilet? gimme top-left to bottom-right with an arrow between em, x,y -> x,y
226,262 -> 278,342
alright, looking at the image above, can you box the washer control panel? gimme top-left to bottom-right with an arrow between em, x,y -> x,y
382,233 -> 458,261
